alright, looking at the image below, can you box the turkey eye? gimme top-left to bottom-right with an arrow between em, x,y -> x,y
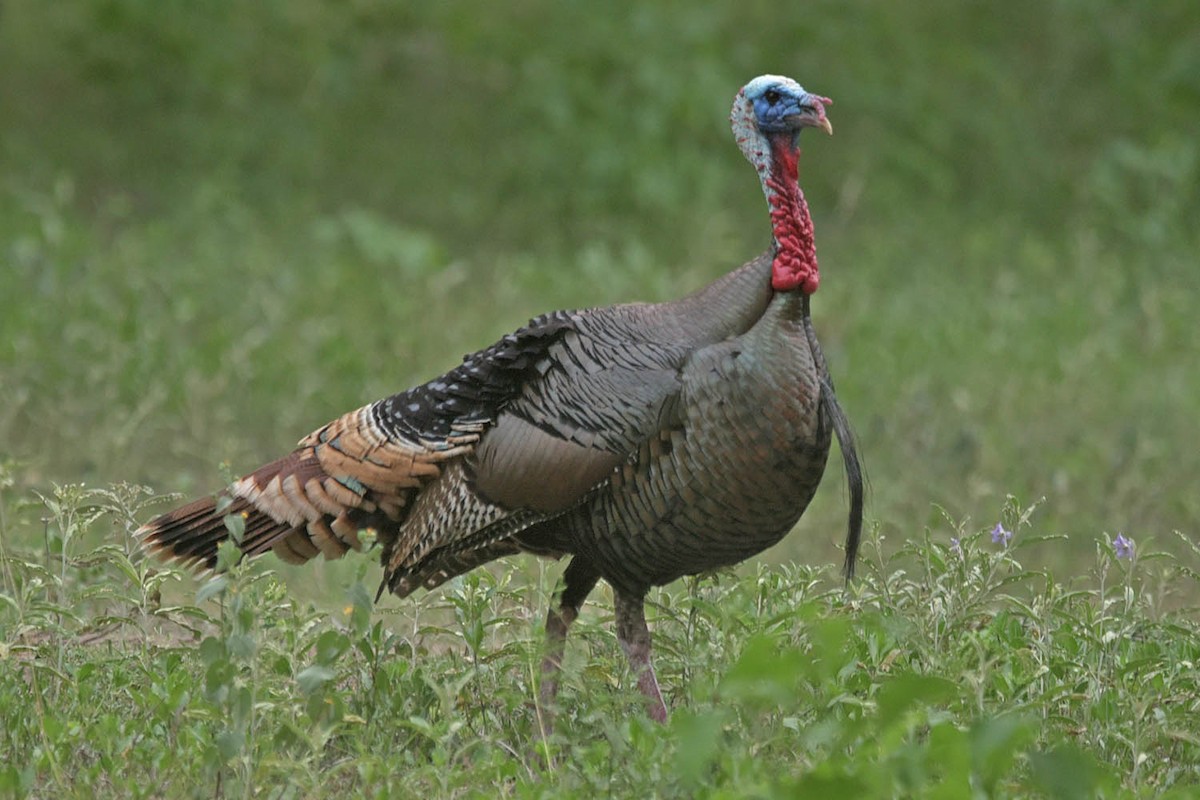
763,90 -> 780,105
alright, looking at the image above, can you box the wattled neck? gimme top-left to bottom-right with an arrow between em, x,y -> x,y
763,134 -> 819,294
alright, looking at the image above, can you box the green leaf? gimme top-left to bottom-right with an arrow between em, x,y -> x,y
215,728 -> 244,762
226,632 -> 256,661
198,635 -> 227,666
787,767 -> 868,796
315,629 -> 350,665
805,617 -> 854,684
971,714 -> 1036,793
223,512 -> 246,544
297,665 -> 337,695
106,550 -> 142,587
1027,745 -> 1101,800
215,539 -> 242,571
671,708 -> 728,785
927,722 -> 972,798
0,764 -> 21,793
205,661 -> 234,704
0,593 -> 20,614
346,581 -> 374,634
405,716 -> 436,738
231,685 -> 253,724
196,575 -> 228,604
719,634 -> 806,707
875,673 -> 959,730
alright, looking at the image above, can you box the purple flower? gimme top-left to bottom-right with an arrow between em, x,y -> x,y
1114,533 -> 1134,560
991,523 -> 1012,548
950,537 -> 962,556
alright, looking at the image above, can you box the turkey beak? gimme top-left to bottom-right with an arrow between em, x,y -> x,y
790,95 -> 834,136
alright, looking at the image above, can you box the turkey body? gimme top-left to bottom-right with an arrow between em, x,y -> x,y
137,74 -> 861,728
532,285 -> 830,598
375,252 -> 831,601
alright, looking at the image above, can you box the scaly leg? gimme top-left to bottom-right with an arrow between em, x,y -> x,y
538,557 -> 600,735
614,590 -> 667,722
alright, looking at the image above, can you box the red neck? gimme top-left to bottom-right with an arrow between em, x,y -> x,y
766,135 -> 819,294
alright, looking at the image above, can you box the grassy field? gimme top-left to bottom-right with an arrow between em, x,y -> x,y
1,1 -> 1198,796
4,486 -> 1200,797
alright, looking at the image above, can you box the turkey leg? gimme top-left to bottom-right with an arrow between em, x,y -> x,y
538,557 -> 600,734
614,590 -> 668,722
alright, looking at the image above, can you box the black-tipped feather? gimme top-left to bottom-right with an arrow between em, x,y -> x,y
800,298 -> 865,581
820,377 -> 864,579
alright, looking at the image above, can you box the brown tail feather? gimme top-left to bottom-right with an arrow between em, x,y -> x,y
136,493 -> 295,569
136,402 -> 475,577
135,452 -> 363,570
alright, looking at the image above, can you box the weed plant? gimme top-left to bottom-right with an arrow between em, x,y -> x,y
2,479 -> 1197,797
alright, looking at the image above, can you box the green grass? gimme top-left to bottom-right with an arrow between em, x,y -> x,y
2,0 -> 1199,796
3,484 -> 1200,797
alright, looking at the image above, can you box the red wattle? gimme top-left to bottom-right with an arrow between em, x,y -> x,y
767,137 -> 819,294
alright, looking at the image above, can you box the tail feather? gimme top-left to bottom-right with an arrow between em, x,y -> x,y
135,402 -> 473,575
137,493 -> 291,569
820,376 -> 864,579
146,498 -> 231,550
240,513 -> 297,556
135,452 -> 364,570
272,529 -> 321,563
800,296 -> 866,581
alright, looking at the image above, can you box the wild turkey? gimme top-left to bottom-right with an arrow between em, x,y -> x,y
137,74 -> 863,727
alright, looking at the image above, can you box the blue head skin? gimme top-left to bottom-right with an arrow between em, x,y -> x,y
741,75 -> 833,137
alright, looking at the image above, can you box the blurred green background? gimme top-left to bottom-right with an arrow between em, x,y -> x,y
1,0 -> 1197,589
